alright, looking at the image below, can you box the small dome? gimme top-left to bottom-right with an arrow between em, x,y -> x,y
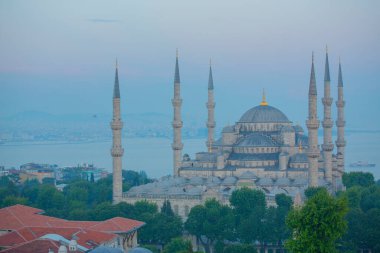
275,177 -> 291,186
281,125 -> 295,133
221,176 -> 238,186
238,171 -> 257,180
189,176 -> 204,185
292,177 -> 308,186
271,187 -> 287,195
293,125 -> 304,133
289,153 -> 308,163
256,177 -> 274,186
58,245 -> 68,253
237,133 -> 278,147
206,176 -> 221,186
222,125 -> 235,133
187,186 -> 203,195
239,105 -> 290,123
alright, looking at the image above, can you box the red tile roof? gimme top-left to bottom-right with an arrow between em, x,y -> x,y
0,238 -> 61,253
0,205 -> 145,251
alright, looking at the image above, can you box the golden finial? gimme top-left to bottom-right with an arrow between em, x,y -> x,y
260,89 -> 268,106
298,141 -> 303,152
208,141 -> 212,153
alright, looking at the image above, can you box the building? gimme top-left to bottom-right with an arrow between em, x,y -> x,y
19,163 -> 56,184
118,50 -> 346,219
0,204 -> 145,252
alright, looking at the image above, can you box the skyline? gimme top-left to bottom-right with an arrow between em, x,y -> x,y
1,1 -> 380,132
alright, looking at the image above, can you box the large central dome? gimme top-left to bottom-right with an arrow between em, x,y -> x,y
239,105 -> 290,123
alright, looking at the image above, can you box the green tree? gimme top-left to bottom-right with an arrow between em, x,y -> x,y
343,172 -> 375,189
185,199 -> 234,253
1,196 -> 28,206
304,186 -> 326,199
274,194 -> 293,246
223,244 -> 257,253
161,200 -> 175,216
285,189 -> 348,253
163,237 -> 192,253
229,188 -> 266,245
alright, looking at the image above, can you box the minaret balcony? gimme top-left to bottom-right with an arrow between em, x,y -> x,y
111,147 -> 124,157
172,98 -> 183,106
322,143 -> 334,152
322,119 -> 334,128
335,140 -> 346,147
206,102 -> 215,109
336,120 -> 346,127
172,142 -> 184,150
172,121 -> 183,128
306,120 -> 320,129
110,121 -> 123,130
307,149 -> 320,158
336,100 -> 345,107
322,97 -> 333,106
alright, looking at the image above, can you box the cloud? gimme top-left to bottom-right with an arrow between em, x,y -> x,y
87,18 -> 121,23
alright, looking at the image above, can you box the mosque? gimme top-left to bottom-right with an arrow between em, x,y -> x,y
111,50 -> 346,219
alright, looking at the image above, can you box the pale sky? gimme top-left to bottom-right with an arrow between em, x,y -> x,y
1,0 -> 379,130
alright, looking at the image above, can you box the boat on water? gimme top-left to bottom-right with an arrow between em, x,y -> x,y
349,161 -> 376,168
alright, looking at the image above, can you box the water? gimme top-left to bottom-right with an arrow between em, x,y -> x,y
0,133 -> 379,179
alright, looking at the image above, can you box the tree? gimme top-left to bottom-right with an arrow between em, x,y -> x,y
285,189 -> 348,253
229,188 -> 266,245
163,237 -> 192,253
161,200 -> 175,216
343,172 -> 375,189
274,194 -> 293,245
304,186 -> 326,199
185,199 -> 234,253
223,244 -> 257,253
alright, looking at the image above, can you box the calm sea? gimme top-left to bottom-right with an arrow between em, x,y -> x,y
0,133 -> 379,179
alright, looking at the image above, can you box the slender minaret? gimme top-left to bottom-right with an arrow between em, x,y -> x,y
206,60 -> 216,151
335,59 -> 346,175
111,60 -> 124,204
306,53 -> 320,187
321,48 -> 334,184
172,50 -> 183,176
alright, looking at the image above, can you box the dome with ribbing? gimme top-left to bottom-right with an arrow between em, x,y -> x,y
239,105 -> 290,123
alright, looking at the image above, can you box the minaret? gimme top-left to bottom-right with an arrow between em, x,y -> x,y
306,53 -> 320,187
321,48 -> 334,184
111,60 -> 124,204
206,60 -> 216,151
335,59 -> 346,177
172,50 -> 183,176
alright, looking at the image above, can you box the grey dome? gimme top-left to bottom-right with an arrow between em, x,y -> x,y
89,246 -> 124,253
281,125 -> 295,133
239,171 -> 257,179
239,105 -> 290,123
256,177 -> 274,186
189,176 -> 204,185
289,153 -> 308,163
292,177 -> 308,186
237,133 -> 278,147
222,125 -> 235,133
275,177 -> 291,186
293,125 -> 304,133
222,176 -> 238,186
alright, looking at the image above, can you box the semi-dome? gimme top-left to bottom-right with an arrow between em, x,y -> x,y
239,105 -> 290,123
237,132 -> 278,147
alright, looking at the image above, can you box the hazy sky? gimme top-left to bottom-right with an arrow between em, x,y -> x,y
1,0 -> 379,130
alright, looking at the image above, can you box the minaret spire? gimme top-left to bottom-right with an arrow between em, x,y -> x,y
206,60 -> 216,150
111,60 -> 124,204
335,60 -> 346,190
172,50 -> 183,176
306,52 -> 320,187
322,48 -> 334,184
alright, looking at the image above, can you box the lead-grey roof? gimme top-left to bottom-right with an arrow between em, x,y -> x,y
238,171 -> 257,179
338,62 -> 343,87
256,177 -> 274,186
289,153 -> 308,163
275,177 -> 291,186
113,65 -> 120,99
239,105 -> 290,123
324,51 -> 330,82
293,125 -> 304,133
129,247 -> 153,253
174,55 -> 180,83
221,176 -> 238,185
236,133 -> 279,147
222,125 -> 235,133
208,65 -> 214,90
89,246 -> 124,253
309,54 -> 317,96
229,152 -> 279,161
